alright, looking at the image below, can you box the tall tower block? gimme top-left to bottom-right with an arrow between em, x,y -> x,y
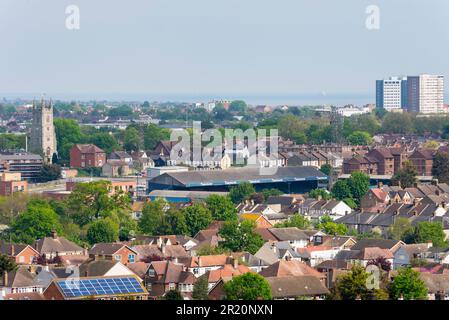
29,98 -> 57,164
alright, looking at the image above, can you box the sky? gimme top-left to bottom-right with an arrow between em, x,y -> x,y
0,0 -> 448,105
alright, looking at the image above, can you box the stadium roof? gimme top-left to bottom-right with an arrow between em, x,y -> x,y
149,166 -> 327,188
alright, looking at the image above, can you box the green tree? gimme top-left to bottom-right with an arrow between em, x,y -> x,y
218,220 -> 264,254
229,182 -> 256,204
165,208 -> 189,235
205,195 -> 238,221
317,216 -> 348,236
261,188 -> 283,201
347,131 -> 372,146
66,181 -> 130,226
387,217 -> 413,241
224,273 -> 272,300
54,118 -> 83,162
333,265 -> 369,300
320,164 -> 332,176
138,199 -> 167,235
0,254 -> 17,276
192,275 -> 209,300
343,197 -> 357,209
347,172 -> 370,205
410,222 -> 447,247
143,124 -> 171,150
86,218 -> 119,245
432,152 -> 449,184
184,203 -> 213,237
123,127 -> 142,153
389,268 -> 427,300
309,188 -> 332,200
275,215 -> 311,229
331,180 -> 352,200
392,161 -> 418,188
9,200 -> 62,244
89,132 -> 120,154
229,100 -> 247,114
38,164 -> 62,182
164,289 -> 184,300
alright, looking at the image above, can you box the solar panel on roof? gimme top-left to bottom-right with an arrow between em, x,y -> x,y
57,276 -> 145,298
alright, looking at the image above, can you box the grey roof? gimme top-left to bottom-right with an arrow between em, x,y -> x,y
268,227 -> 310,241
350,239 -> 402,251
148,190 -> 228,199
35,236 -> 84,255
78,259 -> 120,277
149,166 -> 327,187
89,243 -> 137,256
0,152 -> 42,161
3,266 -> 39,288
254,241 -> 301,265
420,273 -> 449,293
266,276 -> 329,298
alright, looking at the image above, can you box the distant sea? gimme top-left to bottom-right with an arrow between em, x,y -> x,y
2,92 -> 449,107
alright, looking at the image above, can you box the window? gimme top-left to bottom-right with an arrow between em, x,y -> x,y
128,254 -> 135,263
148,269 -> 155,277
19,256 -> 25,263
114,255 -> 121,261
169,283 -> 176,290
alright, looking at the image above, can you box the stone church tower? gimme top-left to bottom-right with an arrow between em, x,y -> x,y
29,98 -> 57,164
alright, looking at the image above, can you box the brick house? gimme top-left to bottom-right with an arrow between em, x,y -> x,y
145,260 -> 196,298
0,241 -> 40,264
0,172 -> 27,196
343,156 -> 378,175
88,243 -> 138,265
365,148 -> 395,175
409,149 -> 435,176
70,144 -> 106,168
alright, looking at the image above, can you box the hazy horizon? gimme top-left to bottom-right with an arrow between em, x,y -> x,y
1,0 -> 448,104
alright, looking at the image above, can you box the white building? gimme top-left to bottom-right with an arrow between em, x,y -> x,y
418,74 -> 445,114
376,76 -> 407,112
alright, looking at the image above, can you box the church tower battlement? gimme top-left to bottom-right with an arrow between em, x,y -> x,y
29,97 -> 57,164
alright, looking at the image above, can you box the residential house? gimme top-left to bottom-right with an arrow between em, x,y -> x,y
69,144 -> 106,168
254,241 -> 302,265
239,214 -> 273,228
145,260 -> 196,298
178,255 -> 230,277
0,241 -> 40,265
266,227 -> 313,249
0,266 -> 44,297
88,243 -> 138,265
365,148 -> 395,175
409,149 -> 435,176
102,160 -> 131,177
259,260 -> 326,282
266,276 -> 329,300
34,231 -> 85,260
43,275 -> 148,300
109,151 -> 133,164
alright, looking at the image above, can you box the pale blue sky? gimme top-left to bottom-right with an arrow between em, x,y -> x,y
0,0 -> 448,104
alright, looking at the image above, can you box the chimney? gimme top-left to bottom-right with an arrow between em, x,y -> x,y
233,257 -> 238,269
172,257 -> 178,264
442,201 -> 446,209
271,243 -> 277,254
161,243 -> 166,255
427,241 -> 433,248
10,245 -> 15,257
198,256 -> 202,267
432,179 -> 438,186
377,181 -> 383,188
29,265 -> 37,274
436,190 -> 440,196
51,230 -> 57,239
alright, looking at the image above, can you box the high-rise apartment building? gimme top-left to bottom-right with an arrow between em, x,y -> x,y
376,77 -> 408,111
377,74 -> 445,114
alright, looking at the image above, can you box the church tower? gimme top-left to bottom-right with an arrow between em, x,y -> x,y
29,98 -> 58,164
